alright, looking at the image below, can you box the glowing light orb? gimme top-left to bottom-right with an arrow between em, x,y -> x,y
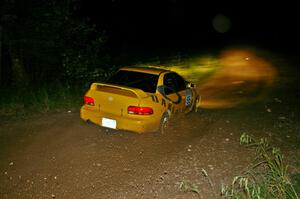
212,14 -> 232,33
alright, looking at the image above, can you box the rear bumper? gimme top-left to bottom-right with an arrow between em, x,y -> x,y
80,106 -> 160,133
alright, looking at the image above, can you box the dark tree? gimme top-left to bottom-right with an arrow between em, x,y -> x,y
0,0 -> 109,88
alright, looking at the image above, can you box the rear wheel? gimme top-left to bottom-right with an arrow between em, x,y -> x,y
159,113 -> 169,135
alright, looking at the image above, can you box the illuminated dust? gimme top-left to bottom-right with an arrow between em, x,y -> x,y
163,48 -> 278,109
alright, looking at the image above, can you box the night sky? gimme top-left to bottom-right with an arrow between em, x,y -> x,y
79,0 -> 300,55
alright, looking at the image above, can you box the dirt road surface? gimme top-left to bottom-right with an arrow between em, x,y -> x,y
1,54 -> 300,198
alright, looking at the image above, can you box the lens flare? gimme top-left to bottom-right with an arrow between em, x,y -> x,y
212,14 -> 232,33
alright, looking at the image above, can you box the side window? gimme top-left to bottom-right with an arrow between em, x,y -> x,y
163,73 -> 176,95
173,73 -> 186,91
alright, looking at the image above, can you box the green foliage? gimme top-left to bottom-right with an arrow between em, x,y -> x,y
0,63 -> 118,121
291,172 -> 300,197
221,133 -> 299,199
179,180 -> 201,198
178,168 -> 218,199
0,81 -> 85,122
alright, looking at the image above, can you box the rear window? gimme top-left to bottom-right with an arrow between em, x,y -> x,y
106,70 -> 159,93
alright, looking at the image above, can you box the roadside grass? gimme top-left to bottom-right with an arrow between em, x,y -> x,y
290,161 -> 300,198
221,133 -> 299,199
179,133 -> 299,199
0,82 -> 87,122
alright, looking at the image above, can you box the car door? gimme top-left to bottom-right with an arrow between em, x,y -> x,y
173,72 -> 191,111
160,72 -> 185,113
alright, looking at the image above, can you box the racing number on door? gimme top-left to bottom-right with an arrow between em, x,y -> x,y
185,89 -> 192,106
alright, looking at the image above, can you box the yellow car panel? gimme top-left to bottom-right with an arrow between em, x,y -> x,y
80,67 -> 199,133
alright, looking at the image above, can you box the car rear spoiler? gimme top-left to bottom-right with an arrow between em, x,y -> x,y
90,83 -> 149,99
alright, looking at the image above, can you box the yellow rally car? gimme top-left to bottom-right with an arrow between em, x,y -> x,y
80,67 -> 199,133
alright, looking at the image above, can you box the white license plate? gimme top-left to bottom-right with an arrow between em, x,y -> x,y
102,118 -> 117,129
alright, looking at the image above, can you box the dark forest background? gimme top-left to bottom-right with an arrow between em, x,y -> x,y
0,0 -> 113,89
0,0 -> 299,118
0,0 -> 115,117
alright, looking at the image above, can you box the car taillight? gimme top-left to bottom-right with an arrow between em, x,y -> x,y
128,106 -> 153,115
84,96 -> 95,106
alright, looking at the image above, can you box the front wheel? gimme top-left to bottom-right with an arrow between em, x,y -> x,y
193,96 -> 201,112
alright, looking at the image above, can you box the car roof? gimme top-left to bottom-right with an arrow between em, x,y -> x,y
120,66 -> 170,75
